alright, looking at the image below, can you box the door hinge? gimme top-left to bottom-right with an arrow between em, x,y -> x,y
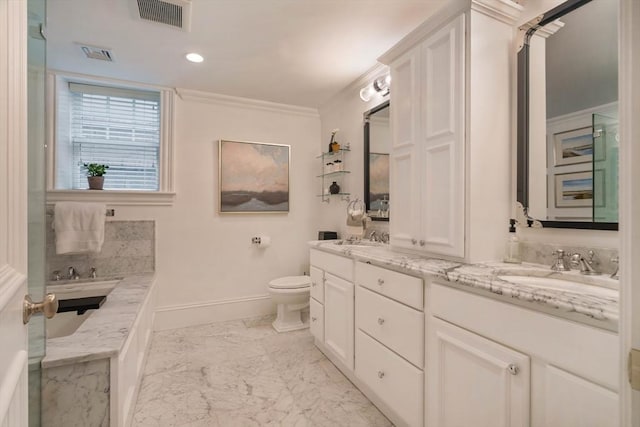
628,349 -> 640,390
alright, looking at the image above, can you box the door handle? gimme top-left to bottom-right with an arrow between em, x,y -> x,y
23,293 -> 58,324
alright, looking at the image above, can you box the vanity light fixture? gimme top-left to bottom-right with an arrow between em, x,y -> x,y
359,74 -> 391,102
185,52 -> 204,63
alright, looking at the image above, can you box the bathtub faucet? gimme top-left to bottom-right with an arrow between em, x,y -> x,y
67,266 -> 80,280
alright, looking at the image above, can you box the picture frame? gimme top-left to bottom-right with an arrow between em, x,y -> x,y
553,126 -> 593,166
219,139 -> 290,213
554,171 -> 593,208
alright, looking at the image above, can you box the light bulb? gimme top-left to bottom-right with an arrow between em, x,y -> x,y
185,53 -> 204,63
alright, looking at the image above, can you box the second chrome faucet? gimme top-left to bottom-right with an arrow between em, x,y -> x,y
551,249 -> 601,275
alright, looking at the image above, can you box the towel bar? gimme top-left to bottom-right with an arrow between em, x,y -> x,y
46,208 -> 115,217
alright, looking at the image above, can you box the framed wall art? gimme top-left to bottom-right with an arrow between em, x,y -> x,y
553,126 -> 593,166
554,171 -> 593,208
219,140 -> 290,213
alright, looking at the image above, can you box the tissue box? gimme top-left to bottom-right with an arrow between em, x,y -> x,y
318,231 -> 338,240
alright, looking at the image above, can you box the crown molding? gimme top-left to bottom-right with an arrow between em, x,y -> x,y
175,88 -> 320,118
535,19 -> 565,38
379,0 -> 522,65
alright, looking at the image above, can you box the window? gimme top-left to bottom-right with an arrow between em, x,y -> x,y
69,83 -> 161,190
49,74 -> 175,204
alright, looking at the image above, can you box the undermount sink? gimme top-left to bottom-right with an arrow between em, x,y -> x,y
497,275 -> 617,298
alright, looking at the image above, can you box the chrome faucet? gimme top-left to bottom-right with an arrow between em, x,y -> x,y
550,249 -> 571,271
67,266 -> 80,280
368,230 -> 378,241
570,251 -> 600,275
52,270 -> 61,281
89,267 -> 97,279
611,256 -> 619,279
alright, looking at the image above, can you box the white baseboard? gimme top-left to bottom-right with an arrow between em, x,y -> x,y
153,294 -> 276,331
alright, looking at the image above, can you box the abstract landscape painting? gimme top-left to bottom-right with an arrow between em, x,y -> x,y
369,153 -> 389,211
555,171 -> 593,208
219,140 -> 290,213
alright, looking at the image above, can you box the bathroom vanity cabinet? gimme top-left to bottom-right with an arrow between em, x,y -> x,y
309,249 -> 355,371
427,281 -> 619,427
380,0 -> 522,261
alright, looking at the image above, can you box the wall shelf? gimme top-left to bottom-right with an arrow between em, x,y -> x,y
318,148 -> 350,203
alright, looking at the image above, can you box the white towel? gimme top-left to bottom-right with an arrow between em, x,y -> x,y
53,202 -> 106,254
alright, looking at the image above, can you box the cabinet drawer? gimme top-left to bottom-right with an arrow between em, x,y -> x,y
356,330 -> 424,427
309,265 -> 324,303
356,261 -> 423,310
356,286 -> 424,367
310,297 -> 324,342
310,249 -> 353,282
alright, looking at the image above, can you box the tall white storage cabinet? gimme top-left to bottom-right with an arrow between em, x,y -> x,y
380,0 -> 522,262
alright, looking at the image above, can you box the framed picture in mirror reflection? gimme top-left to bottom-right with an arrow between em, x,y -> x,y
553,127 -> 594,166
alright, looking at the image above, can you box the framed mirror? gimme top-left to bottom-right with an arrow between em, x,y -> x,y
364,101 -> 390,221
517,0 -> 619,230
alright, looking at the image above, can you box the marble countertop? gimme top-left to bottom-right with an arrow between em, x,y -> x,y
42,274 -> 155,368
309,241 -> 619,331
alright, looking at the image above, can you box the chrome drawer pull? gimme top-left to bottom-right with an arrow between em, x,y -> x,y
377,370 -> 385,379
377,317 -> 385,325
411,238 -> 417,245
507,364 -> 519,375
377,278 -> 384,286
312,282 -> 316,287
311,317 -> 317,322
419,240 -> 425,246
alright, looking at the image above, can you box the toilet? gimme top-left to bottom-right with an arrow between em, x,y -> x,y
268,276 -> 311,332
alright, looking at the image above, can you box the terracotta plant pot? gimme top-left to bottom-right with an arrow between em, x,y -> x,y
87,176 -> 104,190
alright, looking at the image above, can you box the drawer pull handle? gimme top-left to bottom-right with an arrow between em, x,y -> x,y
411,238 -> 417,245
312,282 -> 316,287
377,370 -> 385,379
311,317 -> 317,322
377,278 -> 384,286
419,240 -> 426,246
507,364 -> 519,375
377,317 -> 385,325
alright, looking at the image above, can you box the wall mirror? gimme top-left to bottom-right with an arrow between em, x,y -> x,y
364,101 -> 390,221
517,0 -> 619,230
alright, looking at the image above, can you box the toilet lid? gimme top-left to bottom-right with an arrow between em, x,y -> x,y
269,276 -> 312,289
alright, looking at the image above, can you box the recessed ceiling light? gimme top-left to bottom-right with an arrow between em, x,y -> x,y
185,53 -> 204,63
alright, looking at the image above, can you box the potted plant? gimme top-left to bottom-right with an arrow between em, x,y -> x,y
82,163 -> 109,190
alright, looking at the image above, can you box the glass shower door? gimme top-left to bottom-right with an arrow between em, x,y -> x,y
592,113 -> 619,223
27,0 -> 47,425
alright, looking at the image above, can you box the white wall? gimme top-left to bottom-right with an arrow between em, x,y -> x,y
110,92 -> 321,330
317,65 -> 391,237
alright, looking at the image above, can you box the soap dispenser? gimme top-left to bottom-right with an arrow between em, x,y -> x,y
504,219 -> 521,264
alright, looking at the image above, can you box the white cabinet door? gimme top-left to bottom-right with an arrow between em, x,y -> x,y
324,273 -> 355,370
534,364 -> 618,427
420,14 -> 465,258
389,45 -> 421,250
427,318 -> 530,427
309,297 -> 324,343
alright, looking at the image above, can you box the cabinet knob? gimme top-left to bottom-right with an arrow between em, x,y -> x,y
507,364 -> 519,375
377,317 -> 385,325
377,370 -> 385,379
411,238 -> 417,245
377,278 -> 384,286
311,317 -> 317,322
419,240 -> 425,246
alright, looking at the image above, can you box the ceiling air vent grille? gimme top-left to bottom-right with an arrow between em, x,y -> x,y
136,0 -> 191,31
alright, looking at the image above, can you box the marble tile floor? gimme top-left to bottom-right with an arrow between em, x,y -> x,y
132,315 -> 393,427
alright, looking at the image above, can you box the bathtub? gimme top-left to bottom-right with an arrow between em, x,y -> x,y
46,279 -> 121,338
42,274 -> 157,427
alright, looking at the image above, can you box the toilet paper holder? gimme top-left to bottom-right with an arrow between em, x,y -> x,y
251,237 -> 262,244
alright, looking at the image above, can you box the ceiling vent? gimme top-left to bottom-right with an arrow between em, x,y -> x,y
136,0 -> 192,31
79,45 -> 114,62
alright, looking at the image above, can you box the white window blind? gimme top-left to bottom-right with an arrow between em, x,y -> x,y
69,82 -> 161,191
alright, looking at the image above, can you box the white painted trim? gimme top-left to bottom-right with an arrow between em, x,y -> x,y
0,350 -> 27,424
470,0 -> 524,25
153,294 -> 276,331
175,88 -> 320,118
619,0 -> 639,424
535,20 -> 565,39
46,190 -> 175,206
0,266 -> 26,313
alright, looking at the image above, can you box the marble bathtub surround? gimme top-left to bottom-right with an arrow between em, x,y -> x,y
519,240 -> 618,276
46,220 -> 155,280
43,274 -> 155,368
309,241 -> 619,331
132,316 -> 391,426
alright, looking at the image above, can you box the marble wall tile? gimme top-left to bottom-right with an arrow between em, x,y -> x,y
46,220 -> 155,280
42,358 -> 110,427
